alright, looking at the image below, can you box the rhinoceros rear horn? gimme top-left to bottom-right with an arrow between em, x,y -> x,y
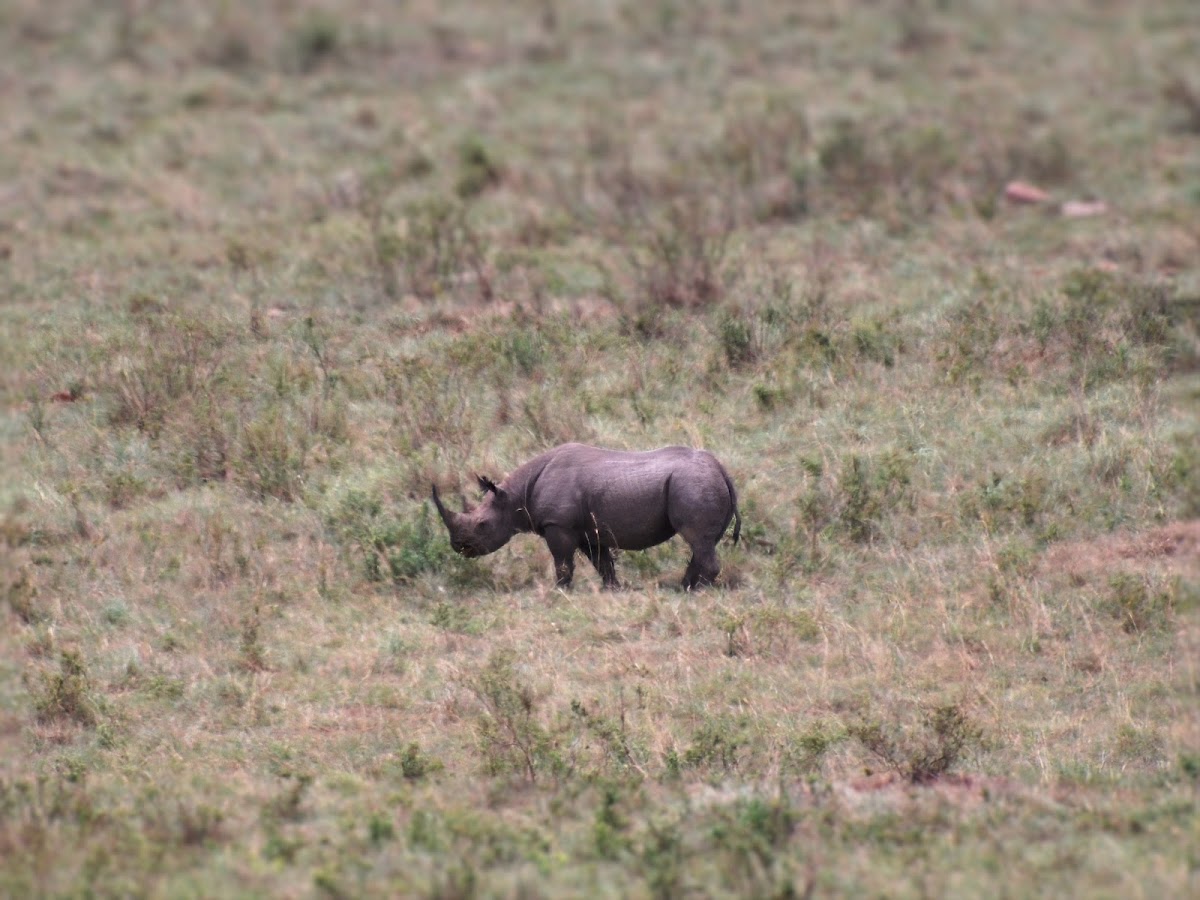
477,475 -> 501,496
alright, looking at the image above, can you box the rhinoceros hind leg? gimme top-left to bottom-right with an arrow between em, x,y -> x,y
679,531 -> 720,590
581,540 -> 619,590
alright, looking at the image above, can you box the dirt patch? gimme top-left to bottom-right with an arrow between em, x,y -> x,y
836,771 -> 1018,811
1042,520 -> 1200,582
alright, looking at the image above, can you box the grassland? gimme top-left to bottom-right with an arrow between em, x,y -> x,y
2,1 -> 1199,896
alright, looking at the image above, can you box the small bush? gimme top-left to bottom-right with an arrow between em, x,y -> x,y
263,773 -> 312,824
569,696 -> 646,777
30,649 -> 100,726
1001,129 -> 1073,186
593,160 -> 737,311
938,294 -> 1001,386
102,600 -> 130,627
397,743 -> 445,781
496,328 -> 546,376
1113,724 -> 1164,765
468,651 -> 557,782
1103,574 -> 1175,634
851,317 -> 898,367
641,194 -> 733,310
638,821 -> 685,900
747,605 -> 820,655
818,119 -> 880,211
718,284 -> 798,372
201,8 -> 257,70
1164,75 -> 1200,133
106,317 -> 226,437
430,601 -> 480,634
382,357 -> 475,454
961,471 -> 1050,532
238,603 -> 267,672
716,99 -> 812,221
591,783 -> 632,860
164,398 -> 232,487
838,452 -> 913,544
381,508 -> 453,581
328,492 -> 459,585
682,718 -> 744,773
143,799 -> 226,849
788,720 -> 844,774
709,795 -> 798,891
368,813 -> 396,845
287,11 -> 341,73
5,567 -> 44,624
397,197 -> 493,302
236,404 -> 309,502
456,136 -> 503,199
850,703 -> 983,784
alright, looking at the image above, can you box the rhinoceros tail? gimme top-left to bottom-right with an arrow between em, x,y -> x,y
722,468 -> 741,545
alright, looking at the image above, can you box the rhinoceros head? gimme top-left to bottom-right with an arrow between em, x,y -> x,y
431,476 -> 517,558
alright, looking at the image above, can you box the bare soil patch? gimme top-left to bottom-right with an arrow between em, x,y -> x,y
1043,520 -> 1200,581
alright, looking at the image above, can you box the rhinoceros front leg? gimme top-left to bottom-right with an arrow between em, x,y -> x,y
542,526 -> 577,588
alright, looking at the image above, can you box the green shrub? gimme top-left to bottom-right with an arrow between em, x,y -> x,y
709,795 -> 798,892
749,605 -> 820,651
396,197 -> 492,302
851,317 -> 897,367
638,820 -> 685,899
368,813 -> 396,845
430,601 -> 482,634
236,404 -> 309,502
682,718 -> 744,773
238,602 -> 267,672
5,568 -> 44,625
850,703 -> 983,784
287,11 -> 341,73
818,119 -> 877,201
593,160 -> 736,311
569,696 -> 646,776
468,651 -> 558,782
106,317 -> 226,437
592,783 -> 632,860
30,649 -> 100,726
496,328 -> 545,376
938,294 -> 1000,386
838,451 -> 913,544
1112,724 -> 1164,765
397,743 -> 445,781
788,719 -> 844,774
456,136 -> 503,199
1103,574 -> 1175,634
719,313 -> 755,368
1164,75 -> 1200,133
327,490 -> 456,584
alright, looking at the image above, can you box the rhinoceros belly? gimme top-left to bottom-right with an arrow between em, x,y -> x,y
585,470 -> 676,551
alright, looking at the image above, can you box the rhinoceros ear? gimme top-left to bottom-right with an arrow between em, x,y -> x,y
477,475 -> 502,496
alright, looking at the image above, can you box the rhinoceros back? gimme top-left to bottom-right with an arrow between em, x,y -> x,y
524,445 -> 735,552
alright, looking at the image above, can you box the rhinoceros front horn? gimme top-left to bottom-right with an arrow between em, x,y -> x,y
430,483 -> 461,534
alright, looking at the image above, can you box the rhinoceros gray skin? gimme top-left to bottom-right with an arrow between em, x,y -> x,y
432,443 -> 741,590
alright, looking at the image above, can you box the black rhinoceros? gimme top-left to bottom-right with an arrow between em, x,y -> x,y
432,443 -> 741,590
